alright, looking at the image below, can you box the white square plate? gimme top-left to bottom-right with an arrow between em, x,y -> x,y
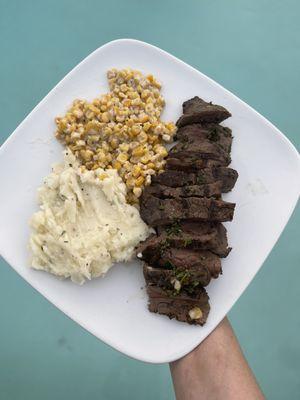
0,39 -> 299,363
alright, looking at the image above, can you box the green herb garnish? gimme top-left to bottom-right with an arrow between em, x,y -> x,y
166,221 -> 182,236
160,239 -> 171,253
196,174 -> 206,185
174,269 -> 191,285
183,238 -> 193,247
207,128 -> 220,142
164,260 -> 174,269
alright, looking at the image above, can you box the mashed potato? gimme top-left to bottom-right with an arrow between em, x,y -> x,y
29,151 -> 149,284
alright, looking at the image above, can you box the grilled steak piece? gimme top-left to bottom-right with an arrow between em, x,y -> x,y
152,167 -> 238,192
141,248 -> 221,287
175,123 -> 233,154
140,195 -> 235,226
137,221 -> 230,258
176,97 -> 231,128
147,284 -> 210,325
169,140 -> 231,166
166,157 -> 222,171
142,181 -> 222,200
158,248 -> 221,277
143,262 -> 211,289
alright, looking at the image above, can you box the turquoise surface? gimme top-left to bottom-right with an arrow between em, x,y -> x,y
0,0 -> 299,399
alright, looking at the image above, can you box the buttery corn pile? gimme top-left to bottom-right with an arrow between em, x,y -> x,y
55,68 -> 176,203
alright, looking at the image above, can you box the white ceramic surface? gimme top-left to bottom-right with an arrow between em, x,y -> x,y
0,39 -> 299,363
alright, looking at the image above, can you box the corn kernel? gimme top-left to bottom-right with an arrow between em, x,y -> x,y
143,122 -> 151,132
89,105 -> 100,114
123,99 -> 131,107
141,89 -> 150,99
132,165 -> 142,178
112,161 -> 122,170
102,142 -> 109,152
139,114 -> 149,123
135,176 -> 144,187
154,145 -> 168,157
147,162 -> 156,170
140,155 -> 150,164
101,112 -> 110,123
80,149 -> 94,161
119,143 -> 130,152
85,121 -> 101,133
110,138 -> 119,149
137,132 -> 148,143
73,109 -> 83,119
131,125 -> 141,135
132,146 -> 145,157
117,153 -> 129,163
148,134 -> 158,144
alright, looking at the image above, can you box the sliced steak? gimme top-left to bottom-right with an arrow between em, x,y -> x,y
142,181 -> 222,200
169,140 -> 231,166
141,246 -> 222,288
147,284 -> 210,325
143,262 -> 211,289
166,157 -> 222,171
141,248 -> 221,287
176,97 -> 231,127
176,123 -> 233,154
158,248 -> 221,278
140,195 -> 235,226
152,167 -> 238,192
137,221 -> 230,258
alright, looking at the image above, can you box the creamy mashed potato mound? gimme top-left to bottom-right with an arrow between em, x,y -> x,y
29,151 -> 149,284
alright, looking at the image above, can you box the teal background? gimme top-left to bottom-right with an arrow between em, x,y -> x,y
0,0 -> 299,399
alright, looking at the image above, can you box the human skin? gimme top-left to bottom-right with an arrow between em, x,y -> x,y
170,318 -> 264,400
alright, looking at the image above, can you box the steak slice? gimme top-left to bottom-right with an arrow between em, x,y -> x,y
158,248 -> 221,278
152,167 -> 238,192
137,221 -> 230,258
140,195 -> 235,226
166,157 -> 222,171
142,181 -> 222,199
169,140 -> 231,166
176,123 -> 233,154
141,248 -> 221,287
176,97 -> 231,127
143,262 -> 211,289
147,284 -> 210,325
